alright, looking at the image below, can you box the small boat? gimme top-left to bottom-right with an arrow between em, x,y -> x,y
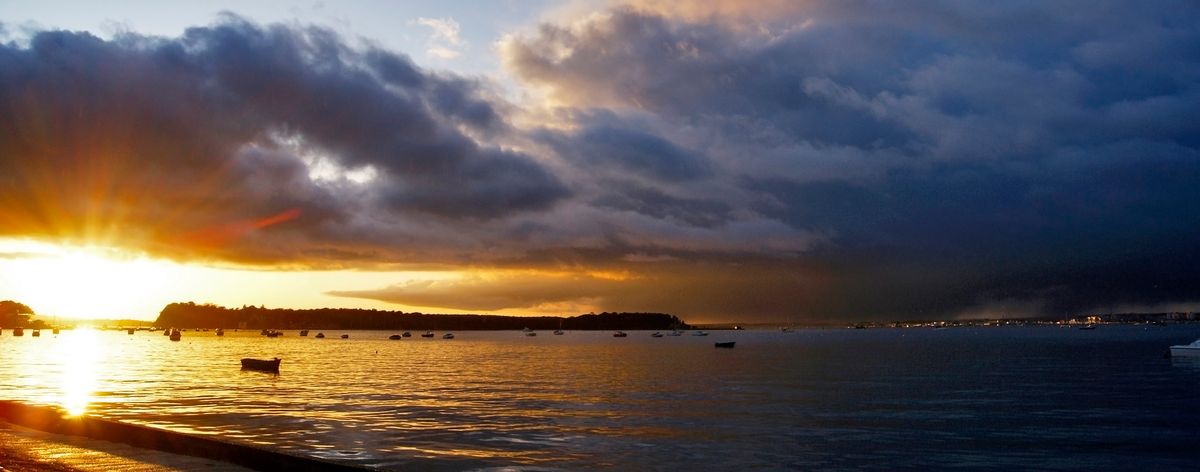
388,334 -> 402,340
13,327 -> 23,336
553,330 -> 564,335
525,331 -> 537,337
421,331 -> 435,338
1168,339 -> 1200,358
1079,323 -> 1098,330
402,331 -> 412,337
692,331 -> 709,337
668,330 -> 682,336
299,330 -> 309,336
169,329 -> 182,341
315,332 -> 326,338
340,334 -> 349,339
127,328 -> 136,335
31,330 -> 40,337
264,330 -> 282,338
52,328 -> 60,334
241,357 -> 281,373
650,332 -> 663,338
613,331 -> 628,337
442,332 -> 455,339
216,328 -> 225,336
714,341 -> 736,348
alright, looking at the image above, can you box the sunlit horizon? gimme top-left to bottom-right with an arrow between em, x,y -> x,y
0,238 -> 492,321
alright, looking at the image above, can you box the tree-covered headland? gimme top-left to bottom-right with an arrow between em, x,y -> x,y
154,302 -> 690,331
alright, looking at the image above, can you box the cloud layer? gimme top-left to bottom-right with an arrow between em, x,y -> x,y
4,2 -> 1200,321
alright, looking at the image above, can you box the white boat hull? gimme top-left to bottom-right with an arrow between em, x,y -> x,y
1169,346 -> 1200,357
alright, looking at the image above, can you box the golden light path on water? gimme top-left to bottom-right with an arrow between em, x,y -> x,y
56,327 -> 101,416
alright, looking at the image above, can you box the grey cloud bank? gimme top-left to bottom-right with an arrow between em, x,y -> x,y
3,2 -> 1199,321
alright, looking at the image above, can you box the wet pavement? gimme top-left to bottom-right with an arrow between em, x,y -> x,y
0,421 -> 254,472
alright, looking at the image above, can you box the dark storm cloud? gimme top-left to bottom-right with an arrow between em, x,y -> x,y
5,3 -> 1200,322
592,184 -> 732,229
540,124 -> 713,182
494,1 -> 1200,320
0,15 -> 567,264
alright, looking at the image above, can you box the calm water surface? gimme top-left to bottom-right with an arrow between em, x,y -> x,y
2,325 -> 1199,470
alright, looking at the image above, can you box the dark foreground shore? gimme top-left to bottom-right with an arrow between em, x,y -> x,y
0,401 -> 367,471
0,419 -> 258,471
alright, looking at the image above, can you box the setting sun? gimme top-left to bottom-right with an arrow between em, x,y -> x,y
0,238 -> 454,320
0,240 -> 176,320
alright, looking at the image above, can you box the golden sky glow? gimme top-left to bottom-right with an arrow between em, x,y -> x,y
0,239 -> 479,320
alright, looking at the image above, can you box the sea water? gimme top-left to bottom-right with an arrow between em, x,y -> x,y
1,325 -> 1198,470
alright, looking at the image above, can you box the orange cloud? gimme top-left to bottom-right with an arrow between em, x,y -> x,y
175,208 -> 302,249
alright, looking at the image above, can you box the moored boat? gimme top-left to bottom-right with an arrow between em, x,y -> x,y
651,332 -> 663,337
340,334 -> 349,339
13,327 -> 23,336
241,357 -> 281,373
402,331 -> 412,337
127,328 -> 135,335
169,329 -> 182,341
389,334 -> 402,340
1168,339 -> 1200,358
216,328 -> 225,336
613,331 -> 627,337
315,332 -> 326,338
715,341 -> 736,348
442,332 -> 455,339
421,331 -> 435,338
31,329 -> 40,337
553,330 -> 564,335
299,330 -> 309,336
692,331 -> 709,336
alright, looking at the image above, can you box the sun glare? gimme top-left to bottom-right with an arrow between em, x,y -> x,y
0,238 -> 434,320
0,240 -> 175,320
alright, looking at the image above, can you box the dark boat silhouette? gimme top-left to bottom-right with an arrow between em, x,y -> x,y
715,342 -> 736,348
389,334 -> 402,340
241,357 -> 281,373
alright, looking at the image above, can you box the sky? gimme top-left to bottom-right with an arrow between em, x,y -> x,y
1,1 -> 1198,323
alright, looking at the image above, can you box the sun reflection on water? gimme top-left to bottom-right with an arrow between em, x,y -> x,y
58,328 -> 101,416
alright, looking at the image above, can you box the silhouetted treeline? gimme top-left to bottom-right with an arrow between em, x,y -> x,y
154,302 -> 690,331
0,300 -> 35,327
